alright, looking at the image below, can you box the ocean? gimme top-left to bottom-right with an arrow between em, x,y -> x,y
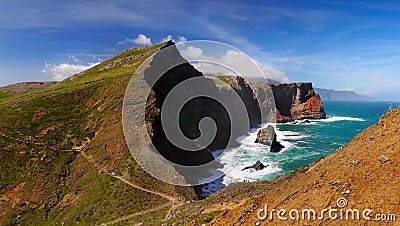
203,101 -> 400,196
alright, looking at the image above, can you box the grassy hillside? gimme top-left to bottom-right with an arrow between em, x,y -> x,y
0,42 -> 197,225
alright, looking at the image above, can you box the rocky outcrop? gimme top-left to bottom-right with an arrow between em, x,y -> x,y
255,125 -> 285,152
1,82 -> 57,89
218,77 -> 326,124
255,125 -> 275,146
241,160 -> 266,171
144,41 -> 216,167
225,76 -> 262,128
270,137 -> 285,153
269,83 -> 326,123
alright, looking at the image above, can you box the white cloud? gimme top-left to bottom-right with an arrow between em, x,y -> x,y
133,34 -> 152,45
118,34 -> 152,46
180,46 -> 289,83
42,62 -> 100,81
161,34 -> 173,42
161,35 -> 187,43
180,46 -> 205,60
117,38 -> 132,45
177,36 -> 187,43
337,86 -> 356,92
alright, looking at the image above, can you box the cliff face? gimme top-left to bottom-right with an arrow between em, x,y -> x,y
144,41 -> 218,167
218,77 -> 326,123
270,82 -> 326,122
213,76 -> 262,127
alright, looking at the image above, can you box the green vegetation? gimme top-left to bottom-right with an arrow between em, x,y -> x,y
0,42 -> 175,225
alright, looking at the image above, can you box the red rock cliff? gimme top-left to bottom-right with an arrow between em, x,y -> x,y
269,82 -> 326,122
215,77 -> 326,124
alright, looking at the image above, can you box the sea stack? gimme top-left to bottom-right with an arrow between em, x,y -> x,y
255,125 -> 285,152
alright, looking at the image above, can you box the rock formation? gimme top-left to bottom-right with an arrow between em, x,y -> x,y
255,125 -> 275,146
269,82 -> 326,123
217,77 -> 326,124
255,125 -> 285,152
241,160 -> 266,171
270,137 -> 285,153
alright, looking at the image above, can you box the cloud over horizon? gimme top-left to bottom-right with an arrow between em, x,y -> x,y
42,62 -> 100,81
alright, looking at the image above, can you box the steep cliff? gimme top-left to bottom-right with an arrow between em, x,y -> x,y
212,76 -> 263,127
216,77 -> 326,123
269,82 -> 326,122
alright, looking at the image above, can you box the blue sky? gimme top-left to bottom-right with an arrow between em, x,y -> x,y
1,0 -> 400,100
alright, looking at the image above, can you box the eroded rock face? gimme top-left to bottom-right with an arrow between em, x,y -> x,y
255,125 -> 275,146
255,125 -> 285,152
226,76 -> 262,128
144,41 -> 216,167
220,77 -> 326,123
270,83 -> 326,123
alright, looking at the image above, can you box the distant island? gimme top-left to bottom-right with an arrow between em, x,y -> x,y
315,87 -> 374,101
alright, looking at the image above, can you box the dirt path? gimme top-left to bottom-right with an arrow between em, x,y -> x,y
79,151 -> 176,200
79,150 -> 184,224
114,175 -> 175,201
100,203 -> 172,226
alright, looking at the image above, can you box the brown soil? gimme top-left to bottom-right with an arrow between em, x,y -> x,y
210,107 -> 400,225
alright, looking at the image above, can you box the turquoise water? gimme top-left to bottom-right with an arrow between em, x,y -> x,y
265,100 -> 400,179
203,101 -> 399,195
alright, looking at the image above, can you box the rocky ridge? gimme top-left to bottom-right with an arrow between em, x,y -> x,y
269,82 -> 326,123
